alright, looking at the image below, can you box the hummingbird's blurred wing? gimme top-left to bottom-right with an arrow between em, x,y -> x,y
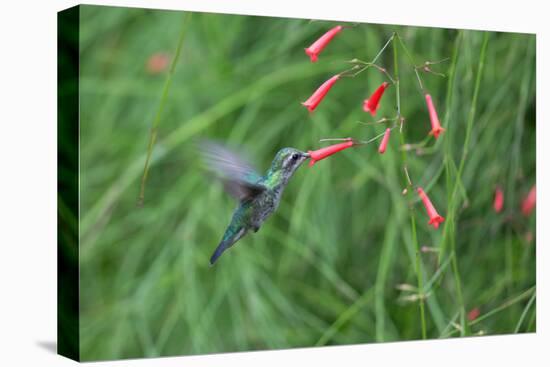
199,140 -> 266,201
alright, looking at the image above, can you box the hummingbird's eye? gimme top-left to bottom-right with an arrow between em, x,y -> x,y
291,153 -> 299,161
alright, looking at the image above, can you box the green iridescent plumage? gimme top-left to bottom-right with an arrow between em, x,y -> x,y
201,142 -> 309,264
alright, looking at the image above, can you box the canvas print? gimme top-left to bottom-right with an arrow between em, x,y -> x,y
57,4 -> 536,362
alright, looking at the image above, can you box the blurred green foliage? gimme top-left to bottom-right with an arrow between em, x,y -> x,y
76,5 -> 535,361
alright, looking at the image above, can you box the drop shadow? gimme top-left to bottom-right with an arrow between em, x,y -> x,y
36,340 -> 57,354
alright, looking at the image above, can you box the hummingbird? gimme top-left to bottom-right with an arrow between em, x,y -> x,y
200,141 -> 310,265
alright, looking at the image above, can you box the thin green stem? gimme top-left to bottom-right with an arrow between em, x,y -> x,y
423,254 -> 452,292
357,116 -> 399,126
315,288 -> 374,346
393,32 -> 427,339
449,32 -> 489,208
396,34 -> 425,92
504,38 -> 534,298
439,311 -> 460,338
440,32 -> 462,280
373,33 -> 396,64
343,34 -> 395,81
319,125 -> 397,145
411,214 -> 427,339
356,125 -> 397,145
440,286 -> 535,338
393,35 -> 402,123
440,32 -> 489,336
526,303 -> 536,331
138,13 -> 191,206
450,250 -> 467,335
514,289 -> 536,333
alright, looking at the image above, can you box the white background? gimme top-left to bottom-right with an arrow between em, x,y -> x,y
0,0 -> 547,366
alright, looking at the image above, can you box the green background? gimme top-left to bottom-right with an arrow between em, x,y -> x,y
76,5 -> 536,361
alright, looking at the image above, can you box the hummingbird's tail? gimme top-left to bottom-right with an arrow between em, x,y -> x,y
209,227 -> 246,265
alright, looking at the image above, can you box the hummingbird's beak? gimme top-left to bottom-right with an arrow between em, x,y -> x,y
302,152 -> 310,158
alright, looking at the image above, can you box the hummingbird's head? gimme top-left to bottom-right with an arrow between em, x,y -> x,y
268,148 -> 309,185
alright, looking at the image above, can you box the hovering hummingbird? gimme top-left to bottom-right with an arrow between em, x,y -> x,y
200,141 -> 309,265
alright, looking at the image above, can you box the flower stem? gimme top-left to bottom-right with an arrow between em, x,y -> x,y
440,286 -> 535,338
373,33 -> 396,64
393,32 -> 427,339
319,126 -> 397,145
396,33 -> 425,92
357,116 -> 399,126
514,288 -> 536,333
411,212 -> 427,339
138,13 -> 191,206
356,126 -> 396,145
441,31 -> 489,336
342,33 -> 395,81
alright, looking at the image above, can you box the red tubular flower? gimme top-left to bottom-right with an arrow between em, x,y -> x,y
147,52 -> 170,74
468,308 -> 480,321
494,186 -> 504,213
417,187 -> 445,229
302,75 -> 340,112
425,94 -> 445,138
521,185 -> 536,216
378,128 -> 391,154
363,82 -> 389,116
308,138 -> 354,167
305,25 -> 343,62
